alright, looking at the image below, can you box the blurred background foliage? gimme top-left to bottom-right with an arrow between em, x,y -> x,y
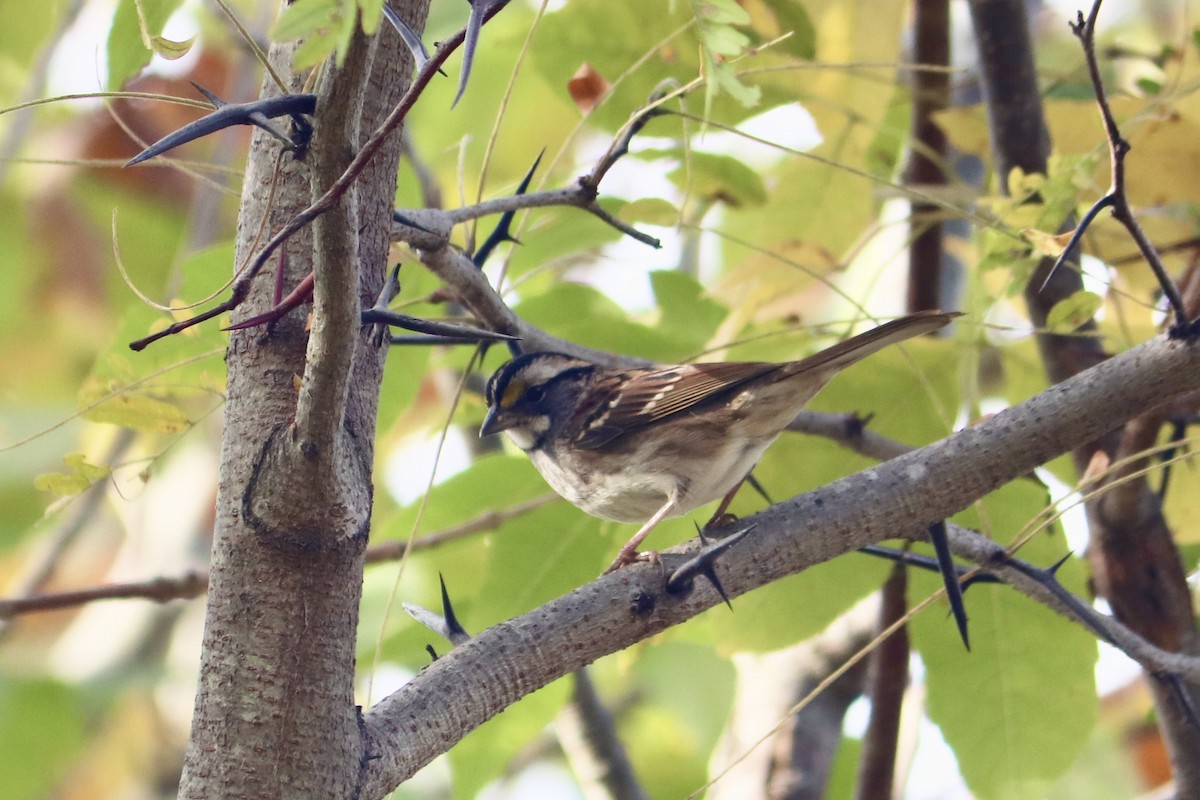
2,0 -> 1199,797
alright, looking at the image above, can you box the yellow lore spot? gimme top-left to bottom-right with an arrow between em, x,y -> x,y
501,378 -> 526,409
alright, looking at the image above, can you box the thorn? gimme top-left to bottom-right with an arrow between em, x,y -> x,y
359,308 -> 517,342
124,91 -> 316,166
402,573 -> 471,646
472,148 -> 544,268
1046,551 -> 1073,576
665,525 -> 753,610
190,81 -> 226,108
392,209 -> 438,235
439,572 -> 470,644
452,0 -> 502,108
744,472 -> 774,505
383,4 -> 433,69
929,521 -> 970,651
860,545 -> 1000,590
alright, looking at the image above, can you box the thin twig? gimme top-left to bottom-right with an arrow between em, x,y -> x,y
0,496 -> 557,618
431,184 -> 660,247
1040,1 -> 1190,331
787,410 -> 914,462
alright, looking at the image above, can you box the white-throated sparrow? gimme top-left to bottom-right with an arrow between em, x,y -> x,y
481,310 -> 957,570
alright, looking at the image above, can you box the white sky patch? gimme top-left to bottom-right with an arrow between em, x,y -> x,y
46,0 -> 203,99
690,102 -> 823,170
383,426 -> 473,505
46,0 -> 116,99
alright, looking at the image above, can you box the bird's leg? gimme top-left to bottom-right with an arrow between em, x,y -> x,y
703,479 -> 747,531
605,497 -> 679,573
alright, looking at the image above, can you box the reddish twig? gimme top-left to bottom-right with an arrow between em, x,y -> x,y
130,3 -> 511,351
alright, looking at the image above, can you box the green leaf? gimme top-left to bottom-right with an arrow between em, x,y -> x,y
1136,76 -> 1162,96
713,552 -> 889,651
618,197 -> 681,226
106,0 -> 188,89
0,679 -> 87,800
758,0 -> 816,58
357,0 -> 384,36
501,203 -> 625,283
448,680 -> 569,799
532,0 -> 787,133
865,95 -> 911,177
367,455 -> 611,670
669,151 -> 768,207
513,282 -> 701,362
620,642 -> 736,797
273,0 -> 358,68
1046,291 -> 1103,334
650,270 -> 727,353
273,0 -> 339,40
150,33 -> 196,60
914,482 -> 1098,799
692,0 -> 761,111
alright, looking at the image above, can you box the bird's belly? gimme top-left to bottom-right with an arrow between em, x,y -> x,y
671,435 -> 777,514
530,435 -> 779,523
535,456 -> 677,522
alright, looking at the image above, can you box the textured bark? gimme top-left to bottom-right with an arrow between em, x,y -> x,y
906,0 -> 950,313
177,3 -> 428,798
854,565 -> 909,800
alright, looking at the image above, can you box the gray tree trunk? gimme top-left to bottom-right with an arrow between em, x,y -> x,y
178,3 -> 430,797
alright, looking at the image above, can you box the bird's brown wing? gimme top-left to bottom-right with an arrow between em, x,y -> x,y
574,362 -> 779,449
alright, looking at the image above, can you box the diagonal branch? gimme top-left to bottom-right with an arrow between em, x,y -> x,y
357,330 -> 1200,797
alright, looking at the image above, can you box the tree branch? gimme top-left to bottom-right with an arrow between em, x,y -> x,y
969,0 -> 1200,788
0,495 -> 557,618
417,245 -> 651,365
357,330 -> 1200,797
946,524 -> 1200,679
129,1 -> 509,352
854,564 -> 909,800
1052,1 -> 1189,330
906,0 -> 951,313
787,410 -> 914,462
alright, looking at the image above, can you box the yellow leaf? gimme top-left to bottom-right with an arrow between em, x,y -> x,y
79,387 -> 190,433
34,454 -> 111,497
1022,227 -> 1074,258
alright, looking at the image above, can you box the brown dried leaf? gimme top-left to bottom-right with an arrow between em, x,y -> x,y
567,63 -> 611,113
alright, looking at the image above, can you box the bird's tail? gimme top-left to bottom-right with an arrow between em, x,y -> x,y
785,310 -> 960,375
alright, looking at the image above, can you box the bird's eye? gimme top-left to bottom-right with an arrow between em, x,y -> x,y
524,385 -> 546,404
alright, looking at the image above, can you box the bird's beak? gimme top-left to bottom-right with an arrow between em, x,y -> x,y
479,406 -> 512,437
